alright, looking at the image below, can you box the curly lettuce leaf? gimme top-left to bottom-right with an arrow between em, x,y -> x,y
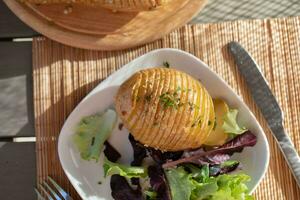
222,109 -> 247,136
73,109 -> 117,162
208,174 -> 253,200
165,165 -> 253,200
184,164 -> 209,182
103,157 -> 147,178
165,167 -> 195,200
191,181 -> 218,200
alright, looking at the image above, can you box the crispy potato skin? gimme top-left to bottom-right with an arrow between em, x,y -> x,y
115,68 -> 214,151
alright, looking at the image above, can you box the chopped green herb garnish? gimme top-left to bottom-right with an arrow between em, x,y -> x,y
159,91 -> 181,109
136,96 -> 141,102
188,102 -> 194,111
173,86 -> 181,96
213,118 -> 217,130
98,181 -> 102,185
191,116 -> 202,127
163,61 -> 170,68
187,102 -> 200,111
208,120 -> 212,126
145,94 -> 152,102
153,122 -> 159,126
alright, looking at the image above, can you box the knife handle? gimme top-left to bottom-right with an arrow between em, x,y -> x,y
276,126 -> 300,187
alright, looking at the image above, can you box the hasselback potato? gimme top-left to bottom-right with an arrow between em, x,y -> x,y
115,68 -> 215,151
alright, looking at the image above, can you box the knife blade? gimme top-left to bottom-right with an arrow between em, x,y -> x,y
228,41 -> 300,187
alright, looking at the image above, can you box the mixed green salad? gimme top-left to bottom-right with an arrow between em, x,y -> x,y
73,108 -> 257,200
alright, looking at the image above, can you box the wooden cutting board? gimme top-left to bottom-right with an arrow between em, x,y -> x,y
4,0 -> 207,50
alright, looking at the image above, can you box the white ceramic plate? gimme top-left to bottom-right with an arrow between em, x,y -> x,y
58,48 -> 270,200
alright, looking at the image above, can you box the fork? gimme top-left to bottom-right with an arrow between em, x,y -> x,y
35,176 -> 73,200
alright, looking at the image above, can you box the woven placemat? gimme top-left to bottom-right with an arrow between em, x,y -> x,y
33,16 -> 300,199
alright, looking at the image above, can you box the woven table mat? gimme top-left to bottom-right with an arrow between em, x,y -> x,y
33,16 -> 300,199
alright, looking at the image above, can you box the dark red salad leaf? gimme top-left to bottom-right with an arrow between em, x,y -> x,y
129,134 -> 147,166
182,148 -> 230,165
104,141 -> 121,162
219,131 -> 257,155
128,134 -> 148,186
128,134 -> 183,165
148,149 -> 165,164
110,174 -> 144,200
149,148 -> 183,165
162,131 -> 257,168
148,165 -> 171,200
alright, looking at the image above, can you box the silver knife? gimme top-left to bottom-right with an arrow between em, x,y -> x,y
228,41 -> 300,187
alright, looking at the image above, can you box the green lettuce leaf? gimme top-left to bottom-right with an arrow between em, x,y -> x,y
213,174 -> 253,200
222,109 -> 247,136
191,181 -> 218,200
103,157 -> 147,178
73,109 -> 117,162
144,190 -> 157,200
165,165 -> 253,200
184,164 -> 209,182
165,167 -> 195,200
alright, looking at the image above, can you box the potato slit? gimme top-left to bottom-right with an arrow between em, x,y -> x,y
152,69 -> 177,148
127,70 -> 148,129
133,68 -> 158,140
138,68 -> 167,143
165,71 -> 189,150
143,68 -> 172,146
131,69 -> 156,136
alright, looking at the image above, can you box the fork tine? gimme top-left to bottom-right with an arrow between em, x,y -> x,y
47,177 -> 69,200
35,188 -> 46,200
39,184 -> 54,200
43,181 -> 62,200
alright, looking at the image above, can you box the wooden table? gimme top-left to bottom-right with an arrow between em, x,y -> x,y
0,0 -> 299,199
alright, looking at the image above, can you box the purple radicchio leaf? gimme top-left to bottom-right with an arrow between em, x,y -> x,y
104,141 -> 121,162
129,134 -> 147,166
182,148 -> 231,165
110,174 -> 143,200
128,134 -> 147,186
148,148 -> 183,165
162,131 -> 257,168
148,165 -> 171,200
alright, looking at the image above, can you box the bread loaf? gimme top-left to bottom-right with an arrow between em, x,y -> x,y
20,0 -> 170,11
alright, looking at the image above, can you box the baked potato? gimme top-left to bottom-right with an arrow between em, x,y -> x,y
115,68 -> 215,151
